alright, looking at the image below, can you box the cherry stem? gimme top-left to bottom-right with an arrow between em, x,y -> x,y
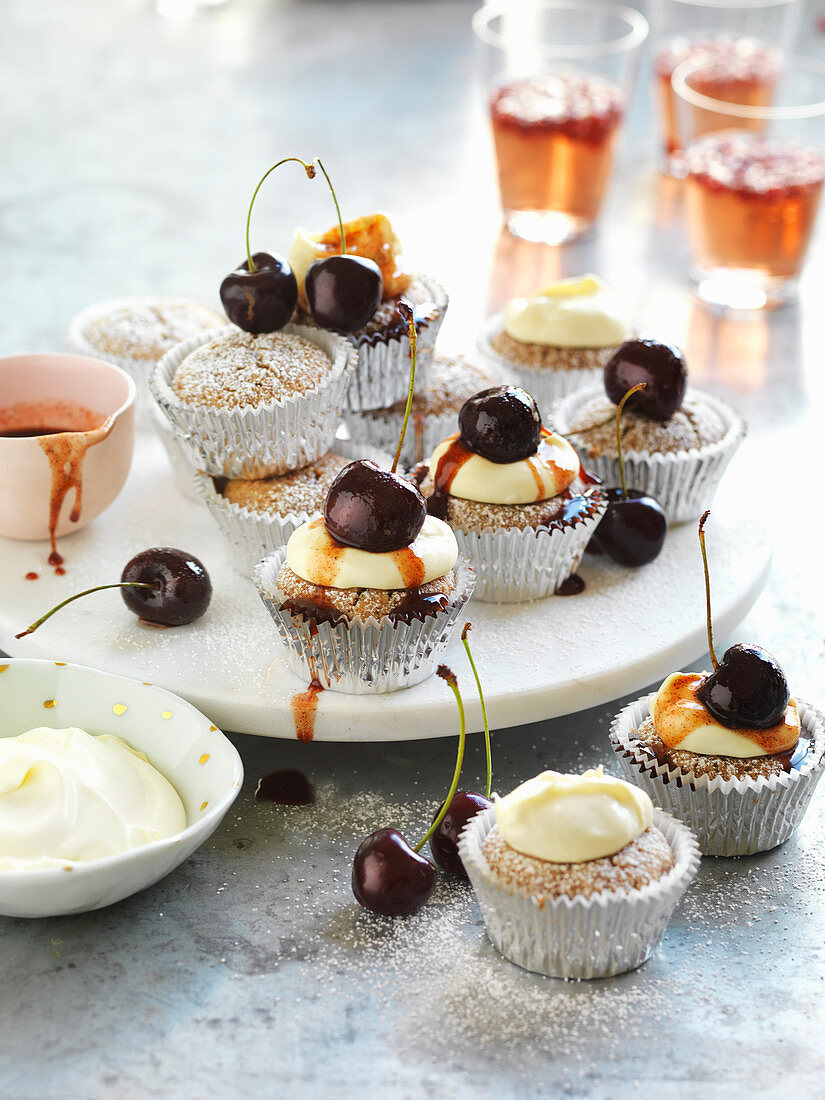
698,510 -> 719,671
244,157 -> 316,273
392,301 -> 417,474
615,382 -> 646,500
461,623 -> 491,800
15,582 -> 158,640
413,665 -> 466,854
313,158 -> 346,257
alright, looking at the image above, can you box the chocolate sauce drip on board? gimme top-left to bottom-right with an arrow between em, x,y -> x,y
290,679 -> 324,743
255,768 -> 315,804
555,573 -> 586,596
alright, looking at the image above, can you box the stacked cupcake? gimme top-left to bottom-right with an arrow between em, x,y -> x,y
151,324 -> 356,572
288,212 -> 448,412
476,274 -> 633,410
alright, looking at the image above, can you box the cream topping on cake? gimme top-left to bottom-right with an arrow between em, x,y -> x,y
651,672 -> 800,758
426,429 -> 580,505
286,515 -> 457,590
0,727 -> 186,870
503,275 -> 631,349
495,766 -> 653,864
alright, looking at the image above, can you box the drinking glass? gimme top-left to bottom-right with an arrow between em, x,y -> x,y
472,0 -> 648,244
650,0 -> 800,172
673,54 -> 825,309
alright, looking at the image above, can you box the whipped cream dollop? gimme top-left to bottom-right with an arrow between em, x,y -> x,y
503,274 -> 631,349
0,727 -> 186,871
426,430 -> 580,506
495,766 -> 653,864
651,672 -> 800,758
287,515 -> 457,590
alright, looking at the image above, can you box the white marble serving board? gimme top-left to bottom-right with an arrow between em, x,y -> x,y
0,432 -> 769,742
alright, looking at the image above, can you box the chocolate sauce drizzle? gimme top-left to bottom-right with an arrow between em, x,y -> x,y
255,768 -> 315,805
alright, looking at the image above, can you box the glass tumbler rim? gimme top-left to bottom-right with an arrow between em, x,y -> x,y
471,0 -> 649,60
663,0 -> 797,10
672,53 -> 825,121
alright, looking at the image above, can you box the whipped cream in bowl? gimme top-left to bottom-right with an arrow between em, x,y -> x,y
0,659 -> 243,918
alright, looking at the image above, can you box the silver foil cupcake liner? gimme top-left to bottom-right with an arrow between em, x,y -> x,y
191,441 -> 394,576
67,297 -> 225,430
153,406 -> 199,501
149,323 -> 356,478
344,275 -> 448,412
475,313 -> 608,414
451,494 -> 606,603
553,386 -> 746,525
459,805 -> 700,980
609,695 -> 825,856
253,549 -> 475,694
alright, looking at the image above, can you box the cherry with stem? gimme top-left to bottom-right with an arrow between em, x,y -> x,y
15,547 -> 212,638
694,511 -> 790,729
352,664 -> 467,917
697,509 -> 719,670
324,298 -> 425,552
304,160 -> 382,332
16,582 -> 157,639
590,382 -> 668,567
429,626 -> 493,877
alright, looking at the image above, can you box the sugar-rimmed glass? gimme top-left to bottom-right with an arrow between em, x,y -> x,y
650,0 -> 800,173
673,54 -> 825,309
472,0 -> 648,244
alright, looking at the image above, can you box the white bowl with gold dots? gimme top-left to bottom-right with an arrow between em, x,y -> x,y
0,658 -> 243,918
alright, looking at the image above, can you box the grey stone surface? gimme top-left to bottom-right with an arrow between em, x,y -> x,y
1,1 -> 824,1097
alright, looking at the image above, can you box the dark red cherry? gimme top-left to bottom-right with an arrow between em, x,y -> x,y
459,386 -> 542,463
429,790 -> 491,877
121,548 -> 212,627
305,254 -> 382,333
591,488 -> 667,566
697,643 -> 789,730
604,338 -> 687,422
324,460 -> 426,552
352,828 -> 437,917
220,252 -> 297,334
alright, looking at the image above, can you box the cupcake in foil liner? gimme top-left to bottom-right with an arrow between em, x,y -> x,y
192,442 -> 394,576
459,804 -> 700,980
344,275 -> 448,412
149,323 -> 355,479
609,695 -> 825,856
253,549 -> 475,694
67,297 -> 225,429
452,494 -> 606,603
475,313 -> 610,413
553,386 -> 746,525
153,406 -> 199,501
